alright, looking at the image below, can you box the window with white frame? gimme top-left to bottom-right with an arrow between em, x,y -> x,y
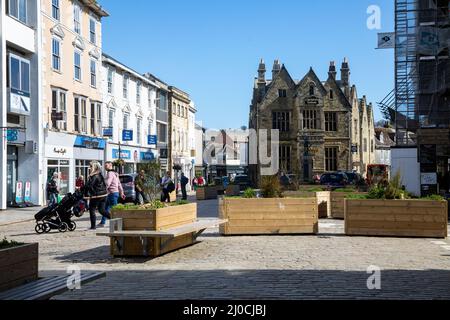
136,82 -> 141,105
108,108 -> 114,130
90,60 -> 96,87
8,0 -> 27,24
73,3 -> 81,34
51,88 -> 67,130
90,102 -> 96,135
89,18 -> 96,44
74,51 -> 81,81
148,118 -> 153,137
157,122 -> 167,143
9,53 -> 30,96
52,38 -> 61,71
148,88 -> 152,106
123,74 -> 128,99
107,68 -> 113,94
96,103 -> 102,136
74,97 -> 80,132
137,118 -> 142,145
123,113 -> 129,130
81,98 -> 87,133
52,0 -> 60,20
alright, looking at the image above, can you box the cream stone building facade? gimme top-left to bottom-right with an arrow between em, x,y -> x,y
41,0 -> 108,197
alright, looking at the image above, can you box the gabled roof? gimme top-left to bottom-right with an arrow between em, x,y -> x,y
325,74 -> 352,108
296,67 -> 328,96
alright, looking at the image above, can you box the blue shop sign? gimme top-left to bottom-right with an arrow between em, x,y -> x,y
122,130 -> 133,141
112,149 -> 131,160
147,135 -> 157,145
74,136 -> 106,150
103,127 -> 113,137
141,151 -> 155,161
7,129 -> 18,142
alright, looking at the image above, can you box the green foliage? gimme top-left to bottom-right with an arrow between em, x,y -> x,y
334,188 -> 357,193
307,187 -> 326,192
260,175 -> 283,198
138,161 -> 162,201
0,237 -> 23,250
421,195 -> 446,201
346,194 -> 369,200
361,172 -> 409,200
243,188 -> 256,198
172,200 -> 189,206
113,199 -> 166,211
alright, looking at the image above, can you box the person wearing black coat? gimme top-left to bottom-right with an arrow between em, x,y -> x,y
84,161 -> 110,230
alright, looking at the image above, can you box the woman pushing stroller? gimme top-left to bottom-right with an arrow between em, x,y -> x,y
84,161 -> 110,230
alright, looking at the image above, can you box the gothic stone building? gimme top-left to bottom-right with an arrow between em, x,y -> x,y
248,58 -> 375,186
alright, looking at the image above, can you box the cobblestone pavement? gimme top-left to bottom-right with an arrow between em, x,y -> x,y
1,198 -> 450,300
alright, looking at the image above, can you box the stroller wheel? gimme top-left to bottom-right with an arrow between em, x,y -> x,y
58,222 -> 68,233
43,223 -> 51,233
35,223 -> 46,234
68,221 -> 77,232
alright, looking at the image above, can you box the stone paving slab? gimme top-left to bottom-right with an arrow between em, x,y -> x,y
0,199 -> 449,300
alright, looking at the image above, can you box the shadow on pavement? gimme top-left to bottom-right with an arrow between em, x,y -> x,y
50,268 -> 450,300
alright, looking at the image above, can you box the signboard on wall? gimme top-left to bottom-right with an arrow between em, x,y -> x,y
112,149 -> 131,160
122,130 -> 134,141
421,172 -> 437,185
147,135 -> 157,145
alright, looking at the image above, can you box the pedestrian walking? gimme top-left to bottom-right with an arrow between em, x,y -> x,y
98,161 -> 125,227
180,172 -> 189,200
47,172 -> 59,206
134,170 -> 149,205
84,161 -> 110,230
161,171 -> 174,202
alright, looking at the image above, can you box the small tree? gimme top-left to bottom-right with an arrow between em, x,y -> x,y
139,161 -> 161,201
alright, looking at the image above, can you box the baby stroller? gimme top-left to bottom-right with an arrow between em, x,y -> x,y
34,188 -> 86,234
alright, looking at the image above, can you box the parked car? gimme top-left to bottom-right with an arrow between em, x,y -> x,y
119,174 -> 137,203
319,172 -> 349,189
342,172 -> 365,185
232,174 -> 252,191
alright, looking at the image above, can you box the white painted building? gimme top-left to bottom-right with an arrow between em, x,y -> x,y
0,0 -> 43,209
101,53 -> 159,174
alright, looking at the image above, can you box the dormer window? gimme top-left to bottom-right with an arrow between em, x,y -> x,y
309,84 -> 315,96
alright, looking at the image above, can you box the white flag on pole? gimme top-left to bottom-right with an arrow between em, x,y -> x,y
377,32 -> 395,49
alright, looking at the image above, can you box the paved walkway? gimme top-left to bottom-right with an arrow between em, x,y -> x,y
1,198 -> 450,300
0,206 -> 42,226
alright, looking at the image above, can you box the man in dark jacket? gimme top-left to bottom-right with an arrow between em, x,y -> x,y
180,172 -> 189,200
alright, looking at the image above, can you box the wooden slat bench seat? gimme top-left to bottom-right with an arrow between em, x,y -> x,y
97,218 -> 227,257
0,271 -> 105,300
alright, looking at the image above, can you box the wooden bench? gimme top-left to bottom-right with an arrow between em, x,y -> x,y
0,271 -> 105,300
97,218 -> 227,257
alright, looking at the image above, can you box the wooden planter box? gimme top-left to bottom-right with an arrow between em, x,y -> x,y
225,185 -> 241,196
196,186 -> 218,200
219,198 -> 318,235
110,203 -> 197,256
315,191 -> 368,219
345,199 -> 448,238
0,243 -> 39,292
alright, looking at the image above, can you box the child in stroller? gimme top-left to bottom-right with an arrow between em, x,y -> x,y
34,188 -> 87,234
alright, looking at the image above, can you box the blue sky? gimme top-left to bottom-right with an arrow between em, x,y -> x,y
101,0 -> 395,129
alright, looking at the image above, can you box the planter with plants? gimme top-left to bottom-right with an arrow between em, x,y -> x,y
196,185 -> 219,200
219,176 -> 318,235
109,200 -> 197,256
344,173 -> 448,238
0,238 -> 38,292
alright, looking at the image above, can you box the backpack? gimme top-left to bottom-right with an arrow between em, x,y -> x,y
167,181 -> 175,193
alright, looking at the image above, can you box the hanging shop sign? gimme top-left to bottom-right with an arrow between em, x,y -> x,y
122,130 -> 134,141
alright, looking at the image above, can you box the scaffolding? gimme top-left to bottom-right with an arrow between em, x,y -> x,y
379,0 -> 450,146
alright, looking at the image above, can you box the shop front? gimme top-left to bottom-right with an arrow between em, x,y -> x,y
107,143 -> 158,175
73,135 -> 106,182
44,131 -> 75,198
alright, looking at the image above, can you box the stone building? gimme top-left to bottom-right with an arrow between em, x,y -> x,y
249,58 -> 375,186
